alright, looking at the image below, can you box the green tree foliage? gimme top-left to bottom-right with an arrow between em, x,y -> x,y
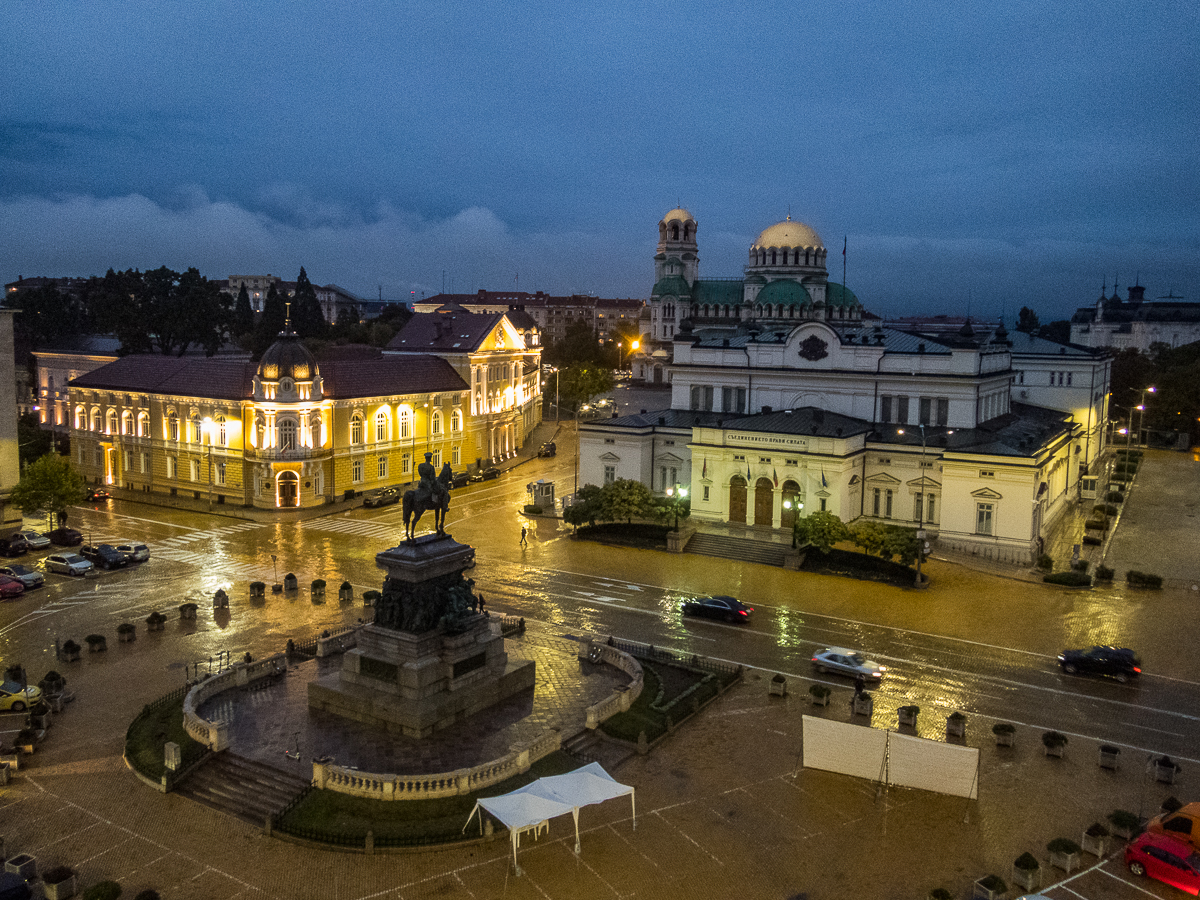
85,267 -> 231,356
847,521 -> 921,566
233,283 -> 255,337
1016,306 -> 1040,334
563,484 -> 604,528
545,319 -> 607,367
253,282 -> 290,354
1037,320 -> 1071,343
4,284 -> 87,348
17,413 -> 54,466
652,492 -> 691,530
9,453 -> 85,529
558,364 -> 614,414
601,479 -> 655,523
1109,347 -> 1157,419
793,511 -> 848,553
292,267 -> 326,338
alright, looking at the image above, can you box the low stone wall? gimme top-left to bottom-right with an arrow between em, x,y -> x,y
581,639 -> 644,730
312,728 -> 562,800
316,624 -> 362,657
182,653 -> 288,751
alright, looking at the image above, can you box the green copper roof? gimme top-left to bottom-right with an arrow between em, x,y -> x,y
756,279 -> 813,307
691,279 -> 744,305
652,275 -> 691,298
826,282 -> 860,308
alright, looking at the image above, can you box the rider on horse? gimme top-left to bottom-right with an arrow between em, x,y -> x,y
414,452 -> 449,510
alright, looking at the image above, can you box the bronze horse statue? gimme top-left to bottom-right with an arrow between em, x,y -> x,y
402,462 -> 454,540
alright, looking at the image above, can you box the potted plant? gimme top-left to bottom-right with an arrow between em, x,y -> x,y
363,589 -> 381,606
1047,837 -> 1081,872
1011,852 -> 1040,891
117,622 -> 136,643
43,865 -> 79,900
213,588 -> 229,608
249,581 -> 266,600
83,881 -> 123,900
972,873 -> 1007,899
1108,809 -> 1142,840
1162,796 -> 1184,814
145,611 -> 166,632
992,722 -> 1015,747
808,684 -> 831,707
768,673 -> 787,697
1042,730 -> 1068,757
928,890 -> 952,900
946,711 -> 967,738
1081,822 -> 1110,857
1095,564 -> 1114,581
898,705 -> 919,728
1098,744 -> 1120,770
852,690 -> 873,717
13,727 -> 39,754
5,853 -> 37,880
310,579 -> 326,601
85,633 -> 107,652
338,580 -> 353,602
26,700 -> 52,730
283,572 -> 298,591
1152,754 -> 1181,784
179,602 -> 198,620
60,639 -> 81,662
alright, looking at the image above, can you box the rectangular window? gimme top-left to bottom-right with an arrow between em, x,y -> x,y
604,465 -> 616,485
215,462 -> 226,486
1058,372 -> 1064,386
896,396 -> 909,424
914,492 -> 923,521
452,445 -> 460,466
1066,372 -> 1072,386
722,386 -> 746,414
927,494 -> 936,523
123,450 -> 133,472
936,398 -> 949,426
919,398 -> 932,425
402,452 -> 411,475
1049,372 -> 1055,385
873,488 -> 881,516
880,396 -> 892,423
378,456 -> 388,479
885,489 -> 893,518
703,485 -> 710,501
976,502 -> 994,535
689,385 -> 714,411
980,470 -> 994,478
432,449 -> 441,468
94,446 -> 104,466
140,452 -> 148,474
819,498 -> 827,511
167,457 -> 177,479
352,458 -> 363,483
191,459 -> 200,481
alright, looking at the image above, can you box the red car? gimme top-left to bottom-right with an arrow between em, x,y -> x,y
0,574 -> 26,599
1126,832 -> 1200,895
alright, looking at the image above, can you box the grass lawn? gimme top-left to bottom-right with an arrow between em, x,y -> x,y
125,696 -> 207,780
600,661 -> 737,744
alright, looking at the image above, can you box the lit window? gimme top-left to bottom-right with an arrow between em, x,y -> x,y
375,410 -> 389,442
352,458 -> 363,483
378,456 -> 388,479
976,502 -> 993,535
351,414 -> 364,444
399,408 -> 412,439
278,419 -> 297,451
432,410 -> 443,435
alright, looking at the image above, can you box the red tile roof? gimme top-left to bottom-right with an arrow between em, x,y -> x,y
69,355 -> 256,400
319,356 -> 467,398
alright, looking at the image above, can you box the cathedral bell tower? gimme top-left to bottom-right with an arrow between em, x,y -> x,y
654,208 -> 698,288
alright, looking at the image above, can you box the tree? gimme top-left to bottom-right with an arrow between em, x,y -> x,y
292,267 -> 326,338
17,413 -> 54,467
545,319 -> 607,367
793,511 -> 848,553
9,453 -> 85,529
1016,307 -> 1040,334
563,484 -> 604,529
601,479 -> 654,523
233,283 -> 255,338
4,284 -> 87,348
847,521 -> 920,565
558,364 -> 614,414
1037,320 -> 1071,343
253,282 -> 289,354
653,491 -> 691,530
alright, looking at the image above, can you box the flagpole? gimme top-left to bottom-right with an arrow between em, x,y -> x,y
843,236 -> 847,297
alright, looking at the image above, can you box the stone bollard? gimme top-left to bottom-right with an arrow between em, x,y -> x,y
637,730 -> 648,754
365,830 -> 374,855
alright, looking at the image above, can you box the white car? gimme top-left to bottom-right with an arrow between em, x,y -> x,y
45,553 -> 95,576
115,543 -> 150,563
18,530 -> 51,550
811,647 -> 887,681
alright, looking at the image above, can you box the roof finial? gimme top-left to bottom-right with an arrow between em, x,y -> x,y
285,301 -> 292,332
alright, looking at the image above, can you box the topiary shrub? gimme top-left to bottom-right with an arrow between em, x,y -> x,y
1106,491 -> 1124,503
1044,571 -> 1091,586
132,891 -> 160,900
1036,554 -> 1053,571
1126,570 -> 1163,589
1014,851 -> 1039,870
1042,730 -> 1068,749
992,722 -> 1015,735
1083,535 -> 1102,545
1071,559 -> 1089,573
1095,564 -> 1114,581
83,880 -> 122,900
1047,837 -> 1081,855
928,890 -> 952,900
523,504 -> 544,515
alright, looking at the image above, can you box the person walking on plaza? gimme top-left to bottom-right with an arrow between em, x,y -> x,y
520,526 -> 528,547
854,673 -> 865,697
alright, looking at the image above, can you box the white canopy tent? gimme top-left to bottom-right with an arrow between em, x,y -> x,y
464,762 -> 636,873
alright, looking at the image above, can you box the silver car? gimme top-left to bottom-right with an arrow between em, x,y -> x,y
811,647 -> 887,681
0,564 -> 45,589
115,543 -> 150,563
18,530 -> 51,549
45,553 -> 95,576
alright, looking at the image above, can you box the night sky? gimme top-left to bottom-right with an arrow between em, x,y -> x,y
3,1 -> 1197,321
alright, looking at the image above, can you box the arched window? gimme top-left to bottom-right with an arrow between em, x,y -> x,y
90,408 -> 102,432
215,414 -> 227,447
74,406 -> 84,429
167,412 -> 179,441
431,410 -> 443,435
375,410 -> 389,442
121,411 -> 133,435
106,409 -> 118,434
310,411 -> 322,447
278,418 -> 297,451
350,412 -> 364,445
190,415 -> 202,443
137,411 -> 149,437
671,223 -> 679,240
451,409 -> 462,433
399,408 -> 412,439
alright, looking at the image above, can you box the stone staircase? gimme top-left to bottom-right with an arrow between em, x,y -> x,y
684,532 -> 789,567
562,729 -> 634,771
175,752 -> 311,825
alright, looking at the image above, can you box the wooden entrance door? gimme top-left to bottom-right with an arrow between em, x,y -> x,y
728,476 -> 747,524
754,478 -> 774,526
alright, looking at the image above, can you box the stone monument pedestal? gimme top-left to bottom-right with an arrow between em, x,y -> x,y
308,533 -> 536,738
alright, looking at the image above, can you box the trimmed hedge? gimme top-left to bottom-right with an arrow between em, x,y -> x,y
1095,564 -> 1114,581
1126,570 -> 1163,589
1044,571 -> 1091,587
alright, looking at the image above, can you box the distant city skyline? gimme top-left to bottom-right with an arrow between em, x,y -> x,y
3,1 -> 1197,323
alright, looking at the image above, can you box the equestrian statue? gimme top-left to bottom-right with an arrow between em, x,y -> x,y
402,453 -> 454,540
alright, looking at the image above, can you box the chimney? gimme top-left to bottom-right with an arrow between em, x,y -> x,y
761,405 -> 772,415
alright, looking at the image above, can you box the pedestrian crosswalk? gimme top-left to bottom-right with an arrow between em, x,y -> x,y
153,548 -> 270,582
300,518 -> 401,543
154,521 -> 267,551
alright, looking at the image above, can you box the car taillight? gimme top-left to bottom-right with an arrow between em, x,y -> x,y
1133,667 -> 1141,673
738,610 -> 747,616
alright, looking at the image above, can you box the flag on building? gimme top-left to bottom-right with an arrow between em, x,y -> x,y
821,469 -> 828,488
773,467 -> 779,487
702,458 -> 707,478
747,460 -> 752,480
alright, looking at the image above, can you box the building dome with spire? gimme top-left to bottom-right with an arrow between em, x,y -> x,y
254,330 -> 322,402
751,217 -> 823,252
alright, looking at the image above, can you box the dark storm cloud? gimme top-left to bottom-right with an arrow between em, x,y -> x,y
1,0 -> 1197,318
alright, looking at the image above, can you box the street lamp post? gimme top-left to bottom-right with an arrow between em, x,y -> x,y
202,416 -> 214,511
1136,386 -> 1156,446
665,483 -> 688,530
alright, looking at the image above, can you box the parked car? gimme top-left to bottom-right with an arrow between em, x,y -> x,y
48,527 -> 83,547
0,533 -> 28,557
0,565 -> 45,589
537,442 -> 557,458
681,595 -> 753,623
451,471 -> 471,488
115,542 -> 150,563
1057,646 -> 1142,683
18,530 -> 51,549
84,487 -> 112,501
363,487 -> 402,508
0,575 -> 25,599
472,467 -> 501,482
45,552 -> 95,576
1149,802 -> 1200,851
811,647 -> 887,681
81,544 -> 128,570
1126,832 -> 1200,894
0,680 -> 42,712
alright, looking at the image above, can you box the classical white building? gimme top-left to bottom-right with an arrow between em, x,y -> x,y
1070,283 -> 1200,352
582,209 -> 1112,565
